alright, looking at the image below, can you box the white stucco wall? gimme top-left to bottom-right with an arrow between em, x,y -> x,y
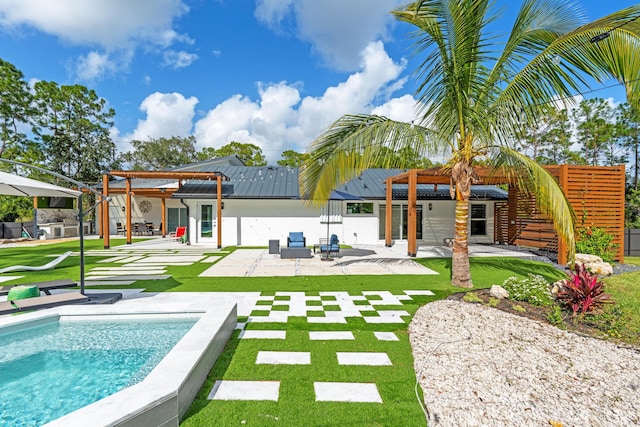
104,195 -> 498,247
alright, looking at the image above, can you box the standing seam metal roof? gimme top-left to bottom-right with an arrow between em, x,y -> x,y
170,166 -> 507,200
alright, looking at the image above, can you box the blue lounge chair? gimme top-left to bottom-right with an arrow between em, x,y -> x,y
319,234 -> 340,257
287,232 -> 306,248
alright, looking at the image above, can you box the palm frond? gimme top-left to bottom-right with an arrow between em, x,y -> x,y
492,146 -> 576,261
299,114 -> 441,204
496,5 -> 640,132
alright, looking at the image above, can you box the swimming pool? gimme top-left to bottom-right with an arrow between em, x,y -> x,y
0,317 -> 198,426
0,295 -> 237,427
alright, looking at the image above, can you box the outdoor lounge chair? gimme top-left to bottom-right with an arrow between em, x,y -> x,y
319,234 -> 340,257
287,232 -> 306,248
0,292 -> 89,315
170,226 -> 187,242
0,251 -> 73,274
0,279 -> 77,296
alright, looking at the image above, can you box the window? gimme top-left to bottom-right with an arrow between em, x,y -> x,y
346,202 -> 374,214
470,204 -> 487,236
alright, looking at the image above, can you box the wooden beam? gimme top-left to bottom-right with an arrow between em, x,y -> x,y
217,175 -> 222,248
407,169 -> 417,256
102,174 -> 110,249
109,171 -> 228,180
385,177 -> 392,247
126,178 -> 132,244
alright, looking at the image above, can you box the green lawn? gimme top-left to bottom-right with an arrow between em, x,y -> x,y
1,241 -> 636,425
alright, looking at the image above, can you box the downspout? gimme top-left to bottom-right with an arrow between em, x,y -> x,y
180,198 -> 190,245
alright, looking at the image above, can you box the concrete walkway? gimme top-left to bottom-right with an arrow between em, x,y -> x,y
81,237 -> 533,279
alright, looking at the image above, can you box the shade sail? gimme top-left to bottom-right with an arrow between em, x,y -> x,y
0,171 -> 81,198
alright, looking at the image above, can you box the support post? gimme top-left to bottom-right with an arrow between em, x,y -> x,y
78,193 -> 85,294
161,197 -> 166,237
407,169 -> 417,257
126,178 -> 132,244
217,175 -> 222,248
557,165 -> 569,265
102,173 -> 110,248
385,177 -> 392,247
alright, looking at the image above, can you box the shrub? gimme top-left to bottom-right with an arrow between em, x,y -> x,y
501,274 -> 554,306
556,263 -> 613,315
546,304 -> 566,329
575,226 -> 617,262
462,292 -> 482,303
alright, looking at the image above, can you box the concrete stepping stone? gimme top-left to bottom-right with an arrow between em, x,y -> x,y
256,351 -> 310,365
83,274 -> 171,281
362,291 -> 404,305
116,256 -> 145,263
97,256 -> 130,263
142,255 -> 205,263
314,382 -> 382,403
84,280 -> 135,286
208,380 -> 280,401
363,316 -> 406,324
309,331 -> 354,340
129,262 -> 193,266
249,312 -> 289,323
92,266 -> 163,271
307,316 -> 347,324
404,290 -> 435,296
87,269 -> 166,275
239,330 -> 286,339
374,332 -> 399,341
337,352 -> 392,366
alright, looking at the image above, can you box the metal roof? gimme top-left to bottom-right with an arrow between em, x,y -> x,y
170,166 -> 507,200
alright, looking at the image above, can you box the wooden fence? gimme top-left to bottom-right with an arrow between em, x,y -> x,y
494,165 -> 625,264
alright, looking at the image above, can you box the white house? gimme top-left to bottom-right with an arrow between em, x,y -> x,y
101,156 -> 507,248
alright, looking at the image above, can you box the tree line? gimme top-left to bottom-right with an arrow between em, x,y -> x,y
3,52 -> 640,228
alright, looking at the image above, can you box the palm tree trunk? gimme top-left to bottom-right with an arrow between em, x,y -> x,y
452,195 -> 473,288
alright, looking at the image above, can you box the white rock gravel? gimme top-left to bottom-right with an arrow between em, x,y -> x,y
409,300 -> 640,427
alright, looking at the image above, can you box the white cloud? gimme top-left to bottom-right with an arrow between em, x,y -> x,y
162,50 -> 198,68
75,51 -> 118,80
0,0 -> 189,48
191,41 -> 414,162
255,0 -> 405,71
371,94 -> 420,122
123,42 -> 414,163
129,92 -> 198,141
0,0 -> 192,79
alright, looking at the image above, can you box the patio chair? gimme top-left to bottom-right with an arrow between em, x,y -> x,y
0,292 -> 89,315
0,279 -> 77,296
0,251 -> 73,274
170,226 -> 187,242
116,222 -> 126,235
287,232 -> 306,248
319,234 -> 340,257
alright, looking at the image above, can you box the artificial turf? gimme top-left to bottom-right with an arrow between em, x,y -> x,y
0,241 -> 572,426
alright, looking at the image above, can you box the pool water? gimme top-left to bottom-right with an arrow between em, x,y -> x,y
0,318 -> 198,426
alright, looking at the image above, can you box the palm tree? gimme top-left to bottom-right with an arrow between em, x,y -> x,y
299,0 -> 640,287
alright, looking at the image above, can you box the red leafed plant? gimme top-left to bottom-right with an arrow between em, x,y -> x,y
556,263 -> 613,315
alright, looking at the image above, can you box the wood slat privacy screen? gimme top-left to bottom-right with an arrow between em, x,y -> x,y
494,165 -> 625,264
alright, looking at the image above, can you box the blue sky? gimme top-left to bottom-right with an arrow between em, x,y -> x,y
0,0 -> 637,164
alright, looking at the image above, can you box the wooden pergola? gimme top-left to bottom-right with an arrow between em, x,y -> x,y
98,171 -> 228,248
385,165 -> 626,265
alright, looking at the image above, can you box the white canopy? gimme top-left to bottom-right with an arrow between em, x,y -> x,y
0,171 -> 81,198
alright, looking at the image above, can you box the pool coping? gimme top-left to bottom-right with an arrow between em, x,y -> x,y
0,301 -> 237,427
